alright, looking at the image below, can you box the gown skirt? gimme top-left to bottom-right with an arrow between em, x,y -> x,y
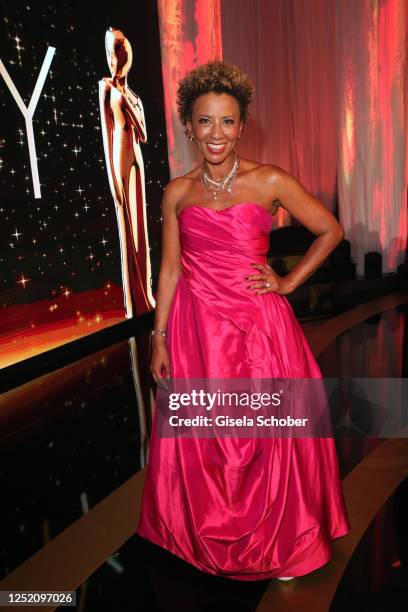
136,202 -> 350,581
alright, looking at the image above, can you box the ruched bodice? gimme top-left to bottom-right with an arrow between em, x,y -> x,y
137,202 -> 350,580
170,203 -> 320,376
178,203 -> 276,343
178,202 -> 272,258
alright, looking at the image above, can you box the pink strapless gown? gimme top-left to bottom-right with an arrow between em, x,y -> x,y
137,202 -> 350,581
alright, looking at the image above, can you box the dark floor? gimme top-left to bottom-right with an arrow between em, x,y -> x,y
0,304 -> 407,611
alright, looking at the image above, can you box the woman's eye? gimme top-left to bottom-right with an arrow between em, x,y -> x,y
197,118 -> 234,125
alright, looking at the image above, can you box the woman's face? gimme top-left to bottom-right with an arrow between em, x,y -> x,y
187,92 -> 243,164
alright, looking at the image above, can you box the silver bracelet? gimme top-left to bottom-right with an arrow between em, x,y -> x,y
150,328 -> 167,338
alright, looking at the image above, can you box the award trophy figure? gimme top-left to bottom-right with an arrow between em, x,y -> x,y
99,27 -> 156,317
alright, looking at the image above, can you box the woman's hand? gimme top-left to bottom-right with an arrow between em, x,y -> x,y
150,337 -> 172,388
245,263 -> 293,295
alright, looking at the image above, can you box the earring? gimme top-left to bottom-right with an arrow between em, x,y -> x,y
189,134 -> 194,141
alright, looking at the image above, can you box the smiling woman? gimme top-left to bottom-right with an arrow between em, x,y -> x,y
137,60 -> 350,582
186,91 -> 243,158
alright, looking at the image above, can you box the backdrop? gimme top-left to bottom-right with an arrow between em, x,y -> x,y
158,0 -> 408,274
0,0 -> 169,367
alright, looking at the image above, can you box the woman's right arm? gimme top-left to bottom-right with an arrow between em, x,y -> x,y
150,179 -> 184,386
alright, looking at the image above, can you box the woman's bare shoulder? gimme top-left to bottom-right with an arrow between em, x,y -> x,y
251,162 -> 289,180
253,164 -> 301,197
161,172 -> 198,211
237,159 -> 285,180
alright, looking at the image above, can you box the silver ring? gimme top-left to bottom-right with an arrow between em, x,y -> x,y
265,281 -> 271,288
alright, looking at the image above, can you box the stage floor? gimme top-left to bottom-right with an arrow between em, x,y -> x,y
0,298 -> 407,611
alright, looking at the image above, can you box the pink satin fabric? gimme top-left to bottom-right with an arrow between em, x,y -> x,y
137,202 -> 350,580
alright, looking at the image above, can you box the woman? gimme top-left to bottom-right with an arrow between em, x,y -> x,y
137,61 -> 350,581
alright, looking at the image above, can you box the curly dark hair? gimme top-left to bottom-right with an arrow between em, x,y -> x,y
176,60 -> 254,128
